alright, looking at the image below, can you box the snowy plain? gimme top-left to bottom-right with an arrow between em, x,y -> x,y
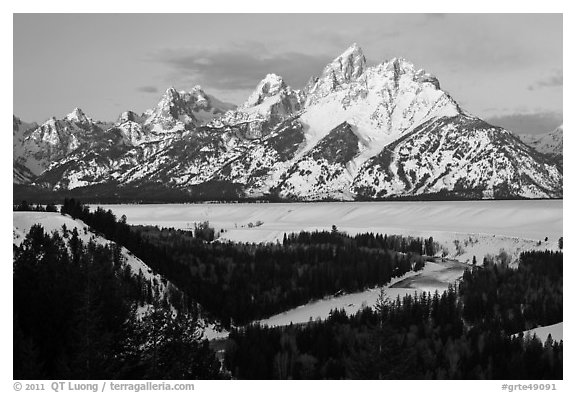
98,200 -> 562,264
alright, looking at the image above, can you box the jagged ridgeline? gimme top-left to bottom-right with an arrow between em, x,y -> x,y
13,44 -> 562,202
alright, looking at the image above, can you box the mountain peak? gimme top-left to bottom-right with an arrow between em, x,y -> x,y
341,42 -> 363,57
389,56 -> 411,67
378,57 -> 442,90
303,44 -> 367,104
189,85 -> 209,102
156,87 -> 185,112
162,86 -> 178,98
244,73 -> 289,108
159,86 -> 208,106
262,73 -> 285,84
325,43 -> 366,82
117,110 -> 142,124
144,85 -> 237,131
65,107 -> 90,123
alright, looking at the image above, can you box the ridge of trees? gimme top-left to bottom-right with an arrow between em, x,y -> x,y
13,200 -> 58,212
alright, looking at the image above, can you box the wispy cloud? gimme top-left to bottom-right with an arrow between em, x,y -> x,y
529,69 -> 563,90
307,27 -> 400,52
485,112 -> 563,135
152,43 -> 332,91
136,85 -> 158,93
424,13 -> 446,19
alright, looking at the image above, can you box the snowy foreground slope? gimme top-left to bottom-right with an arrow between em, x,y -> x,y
513,322 -> 563,343
12,212 -> 227,340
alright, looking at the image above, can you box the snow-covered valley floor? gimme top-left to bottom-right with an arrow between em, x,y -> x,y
98,200 -> 562,264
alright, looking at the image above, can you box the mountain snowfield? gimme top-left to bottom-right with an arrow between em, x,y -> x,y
12,211 -> 227,340
13,44 -> 563,200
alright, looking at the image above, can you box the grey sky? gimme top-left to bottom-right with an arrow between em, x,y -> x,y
14,13 -> 562,134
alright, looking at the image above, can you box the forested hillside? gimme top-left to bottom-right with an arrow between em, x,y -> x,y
13,224 -> 223,379
225,251 -> 563,379
57,199 -> 438,325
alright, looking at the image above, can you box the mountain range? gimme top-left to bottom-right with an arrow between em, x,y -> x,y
519,125 -> 563,167
13,44 -> 563,201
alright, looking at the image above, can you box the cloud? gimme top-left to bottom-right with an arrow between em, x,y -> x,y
307,27 -> 400,51
136,85 -> 158,93
485,112 -> 563,135
424,13 -> 446,19
529,69 -> 563,90
152,43 -> 333,91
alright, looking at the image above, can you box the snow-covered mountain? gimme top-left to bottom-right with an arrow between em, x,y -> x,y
13,116 -> 38,184
144,86 -> 236,134
14,108 -> 108,177
109,111 -> 148,146
353,116 -> 562,199
208,73 -> 303,139
519,125 -> 563,164
13,44 -> 563,200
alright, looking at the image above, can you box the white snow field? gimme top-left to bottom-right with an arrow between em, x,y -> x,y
13,211 -> 227,340
98,200 -> 562,264
513,322 -> 563,343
